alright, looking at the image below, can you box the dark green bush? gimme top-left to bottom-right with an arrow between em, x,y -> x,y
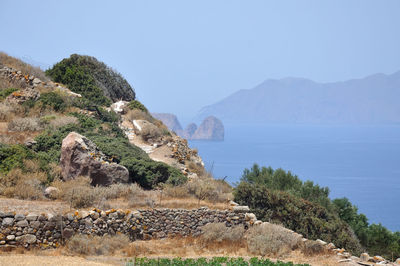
128,100 -> 148,113
39,91 -> 66,111
0,88 -> 18,100
121,158 -> 186,189
241,164 -> 330,208
0,143 -> 35,173
46,54 -> 135,105
234,182 -> 362,254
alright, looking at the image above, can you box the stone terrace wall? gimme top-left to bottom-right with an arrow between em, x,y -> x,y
0,208 -> 251,248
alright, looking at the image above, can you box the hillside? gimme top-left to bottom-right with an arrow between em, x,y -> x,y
197,73 -> 400,124
0,52 -> 399,265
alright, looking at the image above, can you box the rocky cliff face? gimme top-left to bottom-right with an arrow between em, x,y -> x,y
152,113 -> 182,132
191,116 -> 224,141
152,113 -> 224,141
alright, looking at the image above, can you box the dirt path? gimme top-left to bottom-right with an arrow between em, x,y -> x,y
0,255 -> 114,266
0,197 -> 71,214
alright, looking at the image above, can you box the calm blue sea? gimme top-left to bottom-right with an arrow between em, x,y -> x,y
189,124 -> 400,232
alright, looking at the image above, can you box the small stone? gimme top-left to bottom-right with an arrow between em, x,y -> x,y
30,221 -> 41,229
26,214 -> 38,221
360,253 -> 370,262
2,218 -> 14,226
326,242 -> 336,249
44,187 -> 59,199
395,258 -> 400,264
373,256 -> 385,262
16,220 -> 28,227
0,241 -> 5,245
6,235 -> 15,241
14,214 -> 25,221
62,228 -> 74,239
316,239 -> 327,246
233,206 -> 250,212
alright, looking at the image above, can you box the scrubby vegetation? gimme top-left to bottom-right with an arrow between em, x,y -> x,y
127,257 -> 308,266
46,54 -> 135,104
234,164 -> 400,259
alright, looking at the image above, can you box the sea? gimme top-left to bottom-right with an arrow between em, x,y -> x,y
189,124 -> 400,232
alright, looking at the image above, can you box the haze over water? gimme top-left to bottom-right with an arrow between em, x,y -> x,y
190,124 -> 400,232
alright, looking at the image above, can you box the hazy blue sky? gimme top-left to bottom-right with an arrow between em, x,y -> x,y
1,0 -> 400,121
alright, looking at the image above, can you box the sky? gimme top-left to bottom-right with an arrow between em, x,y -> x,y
1,0 -> 400,122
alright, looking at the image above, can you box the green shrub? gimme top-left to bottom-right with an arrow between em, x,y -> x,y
241,164 -> 331,208
46,54 -> 135,105
234,182 -> 362,254
0,88 -> 18,100
121,158 -> 186,189
128,100 -> 148,112
0,144 -> 35,174
39,91 -> 67,111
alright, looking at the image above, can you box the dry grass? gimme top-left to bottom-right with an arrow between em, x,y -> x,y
8,117 -> 43,131
66,234 -> 130,256
163,177 -> 233,205
301,240 -> 327,256
51,177 -> 157,209
0,161 -> 46,200
0,52 -> 49,81
199,223 -> 246,253
126,109 -> 154,123
247,222 -> 303,257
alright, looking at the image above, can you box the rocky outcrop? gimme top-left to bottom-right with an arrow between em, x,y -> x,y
111,100 -> 129,114
150,113 -> 224,141
0,66 -> 82,100
191,116 -> 224,140
60,132 -> 129,186
152,113 -> 183,133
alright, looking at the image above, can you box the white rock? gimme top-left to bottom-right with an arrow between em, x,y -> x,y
233,205 -> 250,212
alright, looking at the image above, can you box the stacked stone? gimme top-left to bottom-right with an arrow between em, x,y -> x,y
0,207 -> 250,249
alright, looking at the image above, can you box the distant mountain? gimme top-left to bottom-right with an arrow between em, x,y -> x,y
197,72 -> 400,124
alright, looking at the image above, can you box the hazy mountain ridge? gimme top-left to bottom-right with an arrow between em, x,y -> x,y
197,72 -> 400,124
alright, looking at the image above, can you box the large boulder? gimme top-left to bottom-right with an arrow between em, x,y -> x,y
60,132 -> 129,186
191,116 -> 224,140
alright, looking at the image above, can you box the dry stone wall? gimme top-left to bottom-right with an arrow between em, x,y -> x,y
0,207 -> 250,248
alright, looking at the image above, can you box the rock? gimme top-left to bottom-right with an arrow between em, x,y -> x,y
16,220 -> 28,227
360,253 -> 370,262
44,187 -> 59,199
2,218 -> 14,226
14,214 -> 25,221
151,113 -> 183,133
229,200 -> 239,207
32,78 -> 41,85
183,123 -> 197,139
316,239 -> 327,246
63,228 -> 74,239
111,100 -> 129,114
6,235 -> 15,241
326,242 -> 336,249
395,258 -> 400,264
233,206 -> 250,212
245,213 -> 256,221
6,88 -> 40,104
60,132 -> 129,186
372,256 -> 385,263
21,234 -> 36,244
191,116 -> 224,140
132,120 -> 162,142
